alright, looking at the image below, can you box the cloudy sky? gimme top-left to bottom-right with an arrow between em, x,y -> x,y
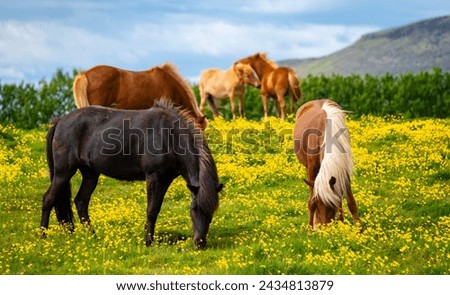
0,0 -> 449,84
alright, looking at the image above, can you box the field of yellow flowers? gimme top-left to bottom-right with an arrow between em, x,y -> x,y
0,115 -> 449,274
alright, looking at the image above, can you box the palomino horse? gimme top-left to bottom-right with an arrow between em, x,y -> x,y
199,63 -> 260,119
235,52 -> 302,120
73,63 -> 208,130
293,99 -> 360,229
40,100 -> 222,249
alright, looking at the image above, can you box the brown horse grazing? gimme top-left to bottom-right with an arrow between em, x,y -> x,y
73,63 -> 208,130
293,99 -> 360,229
235,52 -> 302,120
199,63 -> 260,119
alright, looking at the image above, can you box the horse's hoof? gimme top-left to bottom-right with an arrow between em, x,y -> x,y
145,236 -> 153,247
195,239 -> 207,250
61,222 -> 75,233
356,221 -> 365,234
40,227 -> 47,239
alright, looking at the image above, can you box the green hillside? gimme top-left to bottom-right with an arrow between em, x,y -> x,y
280,15 -> 450,76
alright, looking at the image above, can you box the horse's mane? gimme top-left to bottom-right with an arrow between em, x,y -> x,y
158,63 -> 204,118
153,98 -> 202,130
314,100 -> 353,209
258,52 -> 278,68
154,98 -> 219,216
197,139 -> 220,216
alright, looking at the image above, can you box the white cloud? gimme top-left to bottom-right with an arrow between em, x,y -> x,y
1,0 -> 116,11
240,0 -> 345,13
0,21 -> 137,81
0,66 -> 26,81
129,20 -> 377,59
0,19 -> 377,83
0,21 -> 51,63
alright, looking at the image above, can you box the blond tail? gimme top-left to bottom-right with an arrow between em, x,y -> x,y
73,74 -> 90,108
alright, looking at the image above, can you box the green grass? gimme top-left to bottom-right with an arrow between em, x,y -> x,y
0,116 -> 449,274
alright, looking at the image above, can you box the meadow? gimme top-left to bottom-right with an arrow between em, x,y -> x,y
0,114 -> 449,274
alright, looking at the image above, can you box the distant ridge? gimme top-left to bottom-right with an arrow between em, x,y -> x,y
279,15 -> 450,77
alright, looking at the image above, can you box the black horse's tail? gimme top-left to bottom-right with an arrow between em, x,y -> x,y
46,119 -> 58,181
46,118 -> 74,226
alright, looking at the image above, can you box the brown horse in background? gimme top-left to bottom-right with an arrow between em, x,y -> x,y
235,52 -> 302,120
73,63 -> 208,129
293,99 -> 360,229
199,63 -> 260,119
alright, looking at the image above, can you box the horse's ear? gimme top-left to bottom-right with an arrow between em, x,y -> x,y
329,177 -> 336,188
216,183 -> 224,193
199,115 -> 208,129
304,179 -> 314,187
187,184 -> 200,195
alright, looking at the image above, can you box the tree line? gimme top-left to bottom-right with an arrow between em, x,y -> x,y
1,68 -> 449,129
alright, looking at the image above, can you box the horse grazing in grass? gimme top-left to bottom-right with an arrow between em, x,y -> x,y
73,63 -> 208,130
40,100 -> 222,249
235,52 -> 302,120
199,63 -> 260,119
293,99 -> 360,229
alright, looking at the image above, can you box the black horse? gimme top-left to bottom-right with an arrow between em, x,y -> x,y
40,100 -> 222,248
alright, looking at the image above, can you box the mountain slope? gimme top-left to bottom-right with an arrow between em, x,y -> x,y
279,15 -> 450,76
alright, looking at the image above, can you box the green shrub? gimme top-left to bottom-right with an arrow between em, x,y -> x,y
1,68 -> 449,129
0,69 -> 77,129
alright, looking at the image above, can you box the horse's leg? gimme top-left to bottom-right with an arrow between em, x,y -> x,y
41,172 -> 75,232
337,201 -> 344,221
145,174 -> 173,246
306,159 -> 321,229
290,95 -> 296,114
277,94 -> 286,120
229,90 -> 237,120
74,167 -> 100,227
273,98 -> 280,118
41,189 -> 53,230
238,93 -> 244,117
345,182 -> 360,223
307,195 -> 317,229
199,88 -> 207,114
261,92 -> 269,118
206,95 -> 221,118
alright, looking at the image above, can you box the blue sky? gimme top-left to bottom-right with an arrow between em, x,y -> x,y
0,0 -> 449,84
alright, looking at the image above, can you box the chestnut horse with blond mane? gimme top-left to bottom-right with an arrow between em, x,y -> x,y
199,63 -> 260,119
235,52 -> 302,120
293,99 -> 360,229
73,63 -> 208,129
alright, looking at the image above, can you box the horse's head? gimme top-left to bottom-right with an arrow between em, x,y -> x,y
235,52 -> 276,77
233,63 -> 261,88
305,177 -> 339,229
190,183 -> 223,249
238,52 -> 265,64
188,141 -> 222,249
